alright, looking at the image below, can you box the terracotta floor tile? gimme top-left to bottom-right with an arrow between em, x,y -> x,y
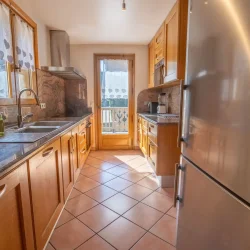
131,233 -> 176,250
137,175 -> 159,190
167,206 -> 177,219
142,192 -> 173,213
86,156 -> 106,167
50,219 -> 94,250
93,161 -> 117,171
105,157 -> 124,166
125,156 -> 148,168
56,210 -> 74,228
120,172 -> 149,183
150,215 -> 177,246
115,154 -> 139,162
106,166 -> 131,176
89,172 -> 117,184
104,177 -> 133,192
45,243 -> 55,250
78,204 -> 119,232
82,163 -> 92,169
69,188 -> 82,200
156,187 -> 174,198
102,193 -> 138,215
123,203 -> 163,230
85,185 -> 118,202
99,217 -> 146,250
74,176 -> 100,193
81,166 -> 102,177
65,194 -> 98,216
76,235 -> 115,250
118,163 -> 139,172
122,184 -> 153,201
135,164 -> 154,174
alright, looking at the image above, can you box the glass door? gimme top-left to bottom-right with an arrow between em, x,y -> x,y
95,55 -> 134,149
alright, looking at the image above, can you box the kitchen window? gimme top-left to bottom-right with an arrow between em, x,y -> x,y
0,0 -> 39,105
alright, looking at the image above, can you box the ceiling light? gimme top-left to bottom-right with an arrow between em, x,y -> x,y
122,0 -> 126,11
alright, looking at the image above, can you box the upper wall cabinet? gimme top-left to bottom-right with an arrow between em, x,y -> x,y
148,0 -> 188,88
0,0 -> 39,105
164,0 -> 188,83
148,39 -> 155,88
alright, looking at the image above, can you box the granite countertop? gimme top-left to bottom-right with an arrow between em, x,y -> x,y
138,113 -> 179,125
0,113 -> 92,177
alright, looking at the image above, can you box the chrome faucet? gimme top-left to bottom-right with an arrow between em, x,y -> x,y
17,88 -> 41,128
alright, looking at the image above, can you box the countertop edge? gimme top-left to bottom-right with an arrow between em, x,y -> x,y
138,113 -> 179,125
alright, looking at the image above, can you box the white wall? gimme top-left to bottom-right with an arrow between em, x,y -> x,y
70,44 -> 148,146
14,0 -> 50,65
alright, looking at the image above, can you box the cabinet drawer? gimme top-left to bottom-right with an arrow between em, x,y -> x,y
155,46 -> 164,64
148,122 -> 158,136
155,25 -> 165,49
148,131 -> 157,146
78,129 -> 86,145
78,120 -> 86,133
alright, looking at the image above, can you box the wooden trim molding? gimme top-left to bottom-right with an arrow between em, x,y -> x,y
0,0 -> 40,68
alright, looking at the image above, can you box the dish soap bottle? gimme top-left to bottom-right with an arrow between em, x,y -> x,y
0,112 -> 5,137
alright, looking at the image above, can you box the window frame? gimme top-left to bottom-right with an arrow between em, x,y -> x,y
0,0 -> 39,105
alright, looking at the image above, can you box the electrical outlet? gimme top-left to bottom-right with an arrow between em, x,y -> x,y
40,103 -> 46,109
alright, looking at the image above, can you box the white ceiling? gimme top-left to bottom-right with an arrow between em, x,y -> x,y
33,0 -> 176,45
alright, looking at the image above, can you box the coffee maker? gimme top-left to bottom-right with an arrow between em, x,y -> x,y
157,93 -> 167,114
148,102 -> 158,114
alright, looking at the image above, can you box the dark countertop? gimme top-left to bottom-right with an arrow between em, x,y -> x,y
0,113 -> 92,178
138,113 -> 179,125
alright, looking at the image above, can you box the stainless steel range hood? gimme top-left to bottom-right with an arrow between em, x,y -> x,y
41,30 -> 86,80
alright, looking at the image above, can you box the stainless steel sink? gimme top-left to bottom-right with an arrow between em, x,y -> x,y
31,121 -> 70,127
15,126 -> 59,134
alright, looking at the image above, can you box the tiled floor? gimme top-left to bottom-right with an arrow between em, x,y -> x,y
46,150 -> 177,250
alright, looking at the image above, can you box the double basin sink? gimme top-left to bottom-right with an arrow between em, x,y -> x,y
1,121 -> 72,143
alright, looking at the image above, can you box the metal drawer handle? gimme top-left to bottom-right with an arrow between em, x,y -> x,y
0,184 -> 6,198
86,123 -> 92,128
42,147 -> 54,157
80,148 -> 86,154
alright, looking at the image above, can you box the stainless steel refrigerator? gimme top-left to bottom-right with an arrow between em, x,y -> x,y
176,0 -> 250,249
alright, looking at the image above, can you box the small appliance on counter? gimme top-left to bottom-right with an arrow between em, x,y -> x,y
148,102 -> 158,114
157,93 -> 167,114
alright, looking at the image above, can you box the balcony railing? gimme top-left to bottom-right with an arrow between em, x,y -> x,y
101,107 -> 128,134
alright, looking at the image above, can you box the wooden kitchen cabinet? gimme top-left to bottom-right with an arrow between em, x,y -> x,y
154,24 -> 165,64
148,39 -> 155,88
148,139 -> 158,172
141,129 -> 148,156
164,0 -> 188,82
0,163 -> 35,250
61,132 -> 74,201
78,124 -> 87,168
28,139 -> 64,250
72,126 -> 80,182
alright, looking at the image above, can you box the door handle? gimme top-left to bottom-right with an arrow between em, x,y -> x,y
42,147 -> 54,158
177,80 -> 188,148
0,184 -> 7,198
174,163 -> 184,207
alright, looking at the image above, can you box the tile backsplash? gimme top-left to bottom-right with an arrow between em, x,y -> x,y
137,84 -> 180,114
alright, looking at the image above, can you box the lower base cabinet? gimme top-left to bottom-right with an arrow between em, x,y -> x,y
28,139 -> 64,250
0,163 -> 35,250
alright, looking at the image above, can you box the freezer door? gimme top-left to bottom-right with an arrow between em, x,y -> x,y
176,156 -> 250,250
182,0 -> 250,203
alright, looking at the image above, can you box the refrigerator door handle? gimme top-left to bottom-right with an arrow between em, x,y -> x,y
177,80 -> 188,147
174,163 -> 184,207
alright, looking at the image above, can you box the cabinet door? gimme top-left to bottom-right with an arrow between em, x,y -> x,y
148,139 -> 157,172
0,163 -> 35,250
72,126 -> 80,182
165,4 -> 179,82
78,127 -> 87,168
141,129 -> 148,156
148,40 -> 155,88
61,132 -> 74,201
28,140 -> 64,250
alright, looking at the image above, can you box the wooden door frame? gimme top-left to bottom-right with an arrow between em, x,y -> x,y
94,54 -> 135,150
